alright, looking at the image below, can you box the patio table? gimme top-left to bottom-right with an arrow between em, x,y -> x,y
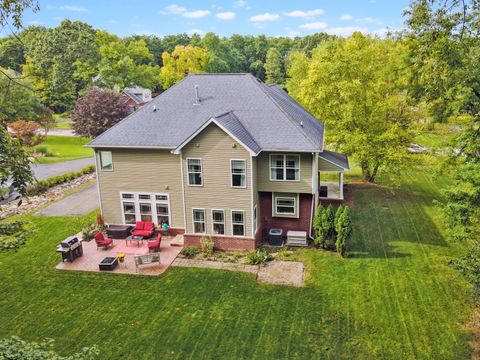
125,235 -> 144,247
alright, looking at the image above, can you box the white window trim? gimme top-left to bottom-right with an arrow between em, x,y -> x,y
120,192 -> 171,226
187,158 -> 203,187
269,154 -> 301,182
211,209 -> 226,235
253,204 -> 258,235
272,193 -> 299,218
230,159 -> 247,188
99,151 -> 113,172
231,209 -> 246,237
192,208 -> 206,234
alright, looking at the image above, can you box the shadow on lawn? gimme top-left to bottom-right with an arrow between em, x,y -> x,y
345,183 -> 448,259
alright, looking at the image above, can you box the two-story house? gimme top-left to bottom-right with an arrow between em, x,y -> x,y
87,73 -> 349,250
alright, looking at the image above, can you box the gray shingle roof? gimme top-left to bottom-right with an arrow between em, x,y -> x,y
122,90 -> 143,104
88,73 -> 325,152
319,150 -> 350,170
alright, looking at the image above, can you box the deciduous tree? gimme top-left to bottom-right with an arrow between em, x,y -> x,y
71,87 -> 130,138
159,45 -> 208,89
287,33 -> 414,182
265,47 -> 284,86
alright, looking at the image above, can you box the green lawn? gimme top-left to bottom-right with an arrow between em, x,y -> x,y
35,136 -> 93,164
0,159 -> 474,359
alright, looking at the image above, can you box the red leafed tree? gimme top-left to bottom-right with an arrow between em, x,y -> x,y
71,87 -> 130,138
8,120 -> 44,146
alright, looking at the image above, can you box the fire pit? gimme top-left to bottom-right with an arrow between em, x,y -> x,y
56,236 -> 83,262
99,256 -> 119,271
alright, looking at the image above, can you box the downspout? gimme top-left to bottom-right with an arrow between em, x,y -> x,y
250,156 -> 255,239
179,150 -> 187,231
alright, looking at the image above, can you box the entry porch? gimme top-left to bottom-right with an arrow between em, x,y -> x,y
318,150 -> 349,201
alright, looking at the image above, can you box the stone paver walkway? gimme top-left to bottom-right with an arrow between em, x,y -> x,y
172,258 -> 305,286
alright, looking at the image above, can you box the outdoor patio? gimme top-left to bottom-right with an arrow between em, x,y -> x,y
56,235 -> 183,276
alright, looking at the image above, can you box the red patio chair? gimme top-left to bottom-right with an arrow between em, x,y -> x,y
148,233 -> 162,253
94,232 -> 113,250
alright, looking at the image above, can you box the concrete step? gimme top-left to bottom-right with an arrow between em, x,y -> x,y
170,235 -> 184,247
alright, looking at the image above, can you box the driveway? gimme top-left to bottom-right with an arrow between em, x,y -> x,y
32,158 -> 95,180
36,184 -> 99,216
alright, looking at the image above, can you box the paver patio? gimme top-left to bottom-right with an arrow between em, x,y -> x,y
56,235 -> 183,275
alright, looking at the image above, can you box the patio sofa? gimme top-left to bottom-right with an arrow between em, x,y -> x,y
131,221 -> 155,238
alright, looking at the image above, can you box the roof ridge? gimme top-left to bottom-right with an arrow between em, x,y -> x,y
88,75 -> 195,146
246,74 -> 318,149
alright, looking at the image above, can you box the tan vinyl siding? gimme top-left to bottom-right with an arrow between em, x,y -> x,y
182,123 -> 252,237
96,149 -> 184,228
257,152 -> 313,194
318,157 -> 344,172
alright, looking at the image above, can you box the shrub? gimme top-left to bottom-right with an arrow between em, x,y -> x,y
334,204 -> 345,233
245,248 -> 273,265
95,213 -> 105,229
0,336 -> 99,360
8,120 -> 45,147
200,236 -> 214,257
335,206 -> 352,257
0,220 -> 32,251
27,165 -> 95,195
81,223 -> 100,242
278,246 -> 295,261
35,145 -> 48,154
314,204 -> 335,249
181,247 -> 200,258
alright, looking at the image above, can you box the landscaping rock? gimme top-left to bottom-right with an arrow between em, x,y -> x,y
0,174 -> 95,220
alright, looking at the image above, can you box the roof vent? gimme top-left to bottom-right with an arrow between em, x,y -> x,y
300,121 -> 304,127
194,85 -> 200,105
153,105 -> 157,112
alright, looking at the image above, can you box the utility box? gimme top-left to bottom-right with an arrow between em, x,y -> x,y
268,228 -> 284,246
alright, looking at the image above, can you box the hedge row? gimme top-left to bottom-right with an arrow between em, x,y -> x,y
27,165 -> 95,195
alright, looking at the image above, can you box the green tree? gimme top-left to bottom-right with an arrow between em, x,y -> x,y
0,68 -> 49,124
314,204 -> 335,248
313,205 -> 324,247
287,33 -> 414,182
74,30 -> 160,91
334,204 -> 345,233
404,0 -> 480,300
0,36 -> 25,71
336,206 -> 352,257
159,45 -> 208,89
265,47 -> 284,85
22,20 -> 98,112
0,126 -> 33,197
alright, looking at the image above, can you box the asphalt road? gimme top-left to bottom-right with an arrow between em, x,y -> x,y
31,157 -> 95,180
36,184 -> 99,216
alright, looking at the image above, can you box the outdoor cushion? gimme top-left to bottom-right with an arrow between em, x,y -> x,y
144,222 -> 154,231
132,230 -> 153,237
135,221 -> 145,230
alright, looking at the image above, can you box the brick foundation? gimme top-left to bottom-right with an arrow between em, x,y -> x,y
168,227 -> 185,236
184,234 -> 256,251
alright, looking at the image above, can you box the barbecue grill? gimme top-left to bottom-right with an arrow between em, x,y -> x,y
56,236 -> 83,262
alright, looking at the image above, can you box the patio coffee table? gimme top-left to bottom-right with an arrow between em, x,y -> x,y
125,235 -> 144,247
99,256 -> 118,271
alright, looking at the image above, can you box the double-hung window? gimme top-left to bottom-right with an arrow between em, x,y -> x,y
99,151 -> 113,171
155,195 -> 169,225
270,154 -> 300,181
193,209 -> 206,233
232,210 -> 245,236
231,160 -> 246,188
275,197 -> 296,216
188,159 -> 203,186
212,210 -> 225,235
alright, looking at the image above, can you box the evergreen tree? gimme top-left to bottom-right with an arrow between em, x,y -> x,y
336,207 -> 352,257
313,205 -> 323,247
334,204 -> 345,233
324,204 -> 336,249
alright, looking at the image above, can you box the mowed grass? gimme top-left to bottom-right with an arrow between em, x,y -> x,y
35,135 -> 93,164
0,160 -> 474,359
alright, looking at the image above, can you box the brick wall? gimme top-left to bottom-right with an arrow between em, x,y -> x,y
184,234 -> 256,251
258,192 -> 313,240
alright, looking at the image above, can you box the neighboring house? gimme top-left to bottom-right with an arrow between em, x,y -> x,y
87,73 -> 349,250
121,86 -> 153,113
